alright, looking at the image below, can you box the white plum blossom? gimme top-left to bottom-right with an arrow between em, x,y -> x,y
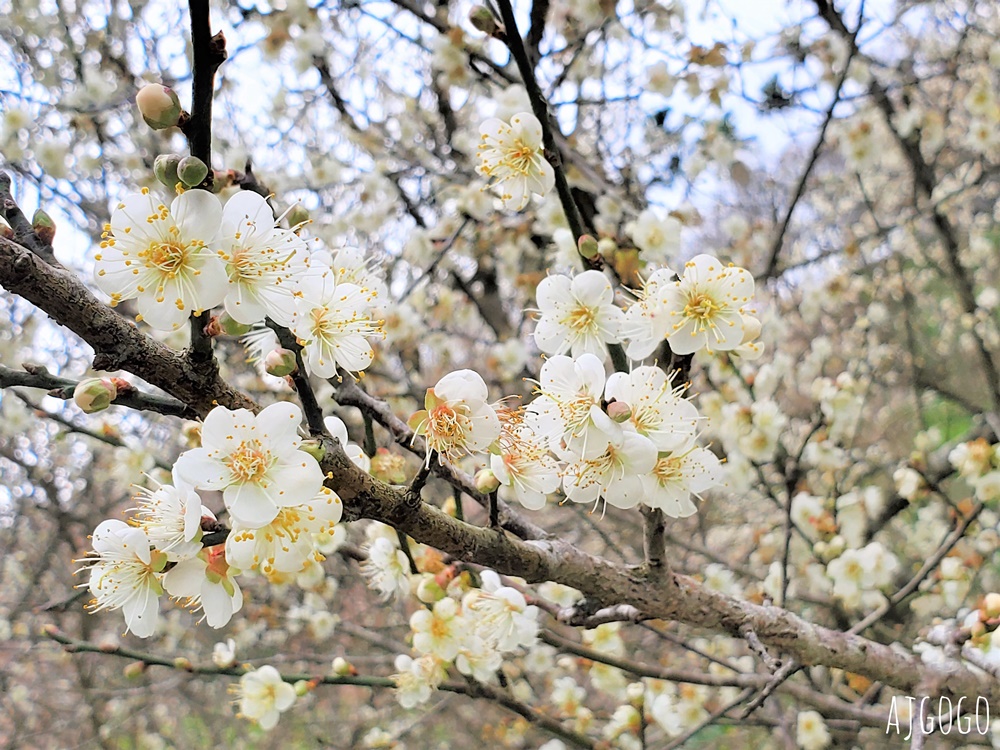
562,430 -> 658,510
362,536 -> 412,600
163,546 -> 243,628
131,476 -> 204,562
225,486 -> 343,581
528,353 -> 622,460
627,208 -> 682,263
410,596 -> 467,661
217,190 -> 309,326
173,402 -> 325,529
604,366 -> 699,452
476,112 -> 555,211
392,653 -> 445,708
661,254 -> 755,355
533,271 -> 625,360
455,634 -> 503,682
463,570 -> 539,652
290,269 -> 382,377
237,665 -> 296,730
796,710 -> 831,750
95,188 -> 227,331
620,268 -> 676,360
640,444 -> 723,518
490,415 -> 560,511
213,638 -> 237,668
79,520 -> 165,638
408,369 -> 501,465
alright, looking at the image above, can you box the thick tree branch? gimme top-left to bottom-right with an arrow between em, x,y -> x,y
317,436 -> 1000,705
0,236 -> 256,417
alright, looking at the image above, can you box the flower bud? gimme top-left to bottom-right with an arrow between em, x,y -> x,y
0,217 -> 13,240
287,204 -> 310,228
299,439 -> 326,463
123,661 -> 148,679
469,6 -> 499,36
172,657 -> 194,672
31,208 -> 55,244
264,347 -> 298,377
598,237 -> 618,258
606,400 -> 632,423
219,312 -> 253,336
154,154 -> 181,188
475,468 -> 500,494
136,84 -> 182,130
331,657 -> 355,676
416,573 -> 446,604
577,234 -> 600,259
984,592 -> 1000,619
73,377 -> 117,413
177,155 -> 209,187
294,679 -> 312,697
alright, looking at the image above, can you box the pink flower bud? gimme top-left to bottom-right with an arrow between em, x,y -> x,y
264,348 -> 298,377
606,400 -> 632,423
136,83 -> 182,130
73,377 -> 117,413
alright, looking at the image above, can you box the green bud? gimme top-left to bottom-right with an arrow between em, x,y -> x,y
469,6 -> 499,36
73,377 -> 117,413
154,154 -> 181,188
577,234 -> 600,259
136,83 -> 182,130
173,657 -> 194,672
331,657 -> 354,676
123,661 -> 147,679
299,439 -> 326,463
474,468 -> 500,494
598,237 -> 618,257
416,574 -> 446,604
294,680 -> 311,697
177,155 -> 209,187
264,347 -> 298,377
217,311 -> 253,337
31,209 -> 55,244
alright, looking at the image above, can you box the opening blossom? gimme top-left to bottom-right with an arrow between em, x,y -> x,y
477,112 -> 555,211
533,270 -> 625,360
173,402 -> 325,529
79,519 -> 166,638
408,369 -> 501,465
217,190 -> 308,327
290,268 -> 383,377
95,188 -> 228,331
236,665 -> 296,730
662,254 -> 755,355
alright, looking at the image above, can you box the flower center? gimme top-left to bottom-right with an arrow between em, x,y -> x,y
144,241 -> 189,276
563,303 -> 598,332
226,440 -> 271,483
429,404 -> 465,440
503,141 -> 538,174
652,455 -> 681,484
684,293 -> 722,321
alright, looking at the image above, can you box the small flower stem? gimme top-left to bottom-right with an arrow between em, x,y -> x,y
268,322 -> 327,436
489,489 -> 500,530
395,527 -> 420,575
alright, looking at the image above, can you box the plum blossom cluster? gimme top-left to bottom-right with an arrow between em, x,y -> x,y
94,187 -> 384,376
79,402 -> 344,637
534,255 -> 761,365
392,567 -> 541,708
